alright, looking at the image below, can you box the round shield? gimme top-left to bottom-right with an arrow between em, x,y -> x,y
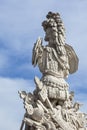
65,43 -> 79,74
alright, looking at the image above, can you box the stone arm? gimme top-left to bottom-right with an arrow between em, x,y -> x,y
32,37 -> 43,67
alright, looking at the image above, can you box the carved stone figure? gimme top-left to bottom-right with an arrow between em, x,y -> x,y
19,12 -> 87,130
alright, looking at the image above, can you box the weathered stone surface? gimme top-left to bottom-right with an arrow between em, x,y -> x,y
19,12 -> 87,130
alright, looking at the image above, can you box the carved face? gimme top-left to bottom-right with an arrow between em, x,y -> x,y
45,27 -> 58,44
44,27 -> 52,41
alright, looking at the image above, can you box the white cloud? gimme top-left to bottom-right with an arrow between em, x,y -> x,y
0,50 -> 9,70
0,77 -> 35,130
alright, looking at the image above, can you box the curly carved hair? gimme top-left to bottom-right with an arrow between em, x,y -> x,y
42,11 -> 66,55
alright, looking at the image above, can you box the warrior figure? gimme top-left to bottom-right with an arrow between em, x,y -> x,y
32,12 -> 78,104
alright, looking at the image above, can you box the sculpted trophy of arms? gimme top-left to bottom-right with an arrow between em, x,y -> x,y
19,12 -> 87,130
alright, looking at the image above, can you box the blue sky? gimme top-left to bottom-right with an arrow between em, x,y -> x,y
0,0 -> 87,130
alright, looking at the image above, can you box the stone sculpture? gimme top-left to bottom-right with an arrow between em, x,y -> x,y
19,12 -> 87,130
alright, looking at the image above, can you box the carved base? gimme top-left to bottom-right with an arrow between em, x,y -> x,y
19,77 -> 87,130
